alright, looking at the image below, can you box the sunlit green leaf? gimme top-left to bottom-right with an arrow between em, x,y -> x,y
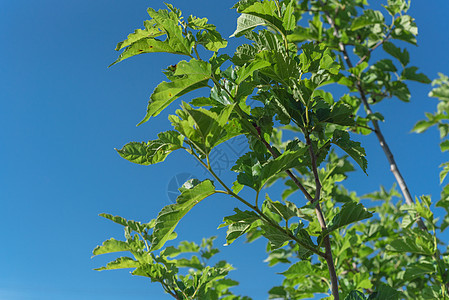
138,59 -> 212,125
151,179 -> 216,251
326,201 -> 373,234
116,131 -> 184,165
95,257 -> 140,271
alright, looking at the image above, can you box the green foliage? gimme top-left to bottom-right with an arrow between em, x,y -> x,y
96,1 -> 449,299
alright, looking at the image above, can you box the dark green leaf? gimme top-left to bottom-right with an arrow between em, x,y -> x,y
345,290 -> 367,300
332,130 -> 368,173
401,66 -> 431,84
218,208 -> 260,245
382,42 -> 409,66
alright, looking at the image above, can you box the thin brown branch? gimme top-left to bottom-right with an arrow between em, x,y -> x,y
305,133 -> 339,300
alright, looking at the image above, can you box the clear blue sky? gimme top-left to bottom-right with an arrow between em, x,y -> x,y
1,1 -> 448,299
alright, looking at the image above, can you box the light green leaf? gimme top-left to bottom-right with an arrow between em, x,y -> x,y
231,1 -> 285,37
110,7 -> 192,66
281,261 -> 326,280
92,238 -> 131,256
351,10 -> 385,31
332,130 -> 368,173
440,162 -> 449,183
115,20 -> 164,51
282,1 -> 296,31
236,60 -> 271,85
99,213 -> 150,233
151,179 -> 216,251
138,59 -> 212,125
189,16 -> 228,52
386,229 -> 435,255
116,131 -> 184,165
95,257 -> 140,271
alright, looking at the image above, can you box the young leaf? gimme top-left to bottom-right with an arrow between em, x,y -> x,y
138,59 -> 212,125
151,179 -> 216,251
116,131 -> 184,165
99,213 -> 150,233
95,257 -> 140,271
331,130 -> 368,173
92,238 -> 132,256
110,7 -> 192,66
231,1 -> 285,37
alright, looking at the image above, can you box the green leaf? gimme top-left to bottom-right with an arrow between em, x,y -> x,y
367,284 -> 403,299
231,1 -> 285,38
115,20 -> 164,51
331,130 -> 368,173
151,179 -> 216,251
116,131 -> 184,165
386,229 -> 435,255
345,290 -> 366,300
138,59 -> 212,125
440,140 -> 449,152
261,224 -> 291,250
92,238 -> 131,256
281,261 -> 326,280
349,62 -> 369,78
390,81 -> 411,102
95,257 -> 140,271
263,195 -> 302,221
170,103 -> 236,153
110,7 -> 192,66
232,148 -> 308,191
99,213 -> 150,233
326,201 -> 373,234
282,1 -> 296,31
411,119 -> 434,133
236,60 -> 271,85
255,50 -> 300,85
189,16 -> 228,52
351,10 -> 385,31
440,162 -> 449,183
382,42 -> 409,66
218,208 -> 261,245
401,66 -> 431,84
404,260 -> 435,281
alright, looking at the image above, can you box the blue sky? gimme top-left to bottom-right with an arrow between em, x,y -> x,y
1,1 -> 449,299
